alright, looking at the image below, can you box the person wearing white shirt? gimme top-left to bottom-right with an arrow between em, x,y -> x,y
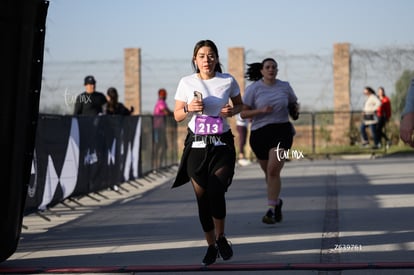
360,86 -> 382,148
172,40 -> 243,266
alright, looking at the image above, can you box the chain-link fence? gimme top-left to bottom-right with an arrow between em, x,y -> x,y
291,111 -> 400,156
39,46 -> 414,116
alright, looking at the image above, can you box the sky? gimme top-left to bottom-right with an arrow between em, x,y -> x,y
41,0 -> 414,113
45,0 -> 414,61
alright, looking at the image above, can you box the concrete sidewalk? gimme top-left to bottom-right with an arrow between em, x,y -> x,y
1,155 -> 414,274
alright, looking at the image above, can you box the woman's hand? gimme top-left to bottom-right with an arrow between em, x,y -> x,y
261,106 -> 273,114
240,105 -> 271,119
188,98 -> 203,113
220,104 -> 234,117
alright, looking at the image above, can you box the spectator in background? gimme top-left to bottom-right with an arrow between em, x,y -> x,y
400,78 -> 414,148
74,75 -> 107,115
153,88 -> 172,170
360,86 -> 382,149
103,87 -> 133,192
104,87 -> 134,115
236,113 -> 251,166
376,86 -> 392,148
153,88 -> 172,117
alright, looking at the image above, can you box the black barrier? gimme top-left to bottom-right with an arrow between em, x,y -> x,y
0,0 -> 49,263
25,115 -> 142,214
24,114 -> 178,215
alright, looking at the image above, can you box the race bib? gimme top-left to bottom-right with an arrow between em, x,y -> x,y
194,115 -> 223,135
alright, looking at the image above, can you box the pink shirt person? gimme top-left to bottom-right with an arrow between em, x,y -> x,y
153,88 -> 171,128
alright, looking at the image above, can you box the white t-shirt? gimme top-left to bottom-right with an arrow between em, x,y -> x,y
175,72 -> 240,133
363,94 -> 381,114
243,79 -> 297,131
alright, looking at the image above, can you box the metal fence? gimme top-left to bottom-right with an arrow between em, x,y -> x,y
140,114 -> 179,174
286,111 -> 400,156
170,111 -> 402,163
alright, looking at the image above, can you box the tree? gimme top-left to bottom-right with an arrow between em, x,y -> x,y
391,70 -> 414,116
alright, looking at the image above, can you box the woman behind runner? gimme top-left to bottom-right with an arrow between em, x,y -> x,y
104,87 -> 133,115
241,58 -> 299,224
236,113 -> 251,166
172,39 -> 243,266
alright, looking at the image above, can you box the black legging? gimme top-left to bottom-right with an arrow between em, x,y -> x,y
193,166 -> 232,232
178,130 -> 236,232
376,116 -> 389,143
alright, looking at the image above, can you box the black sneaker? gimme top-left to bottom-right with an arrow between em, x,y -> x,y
262,209 -> 276,224
216,235 -> 233,261
274,199 -> 283,222
202,244 -> 218,266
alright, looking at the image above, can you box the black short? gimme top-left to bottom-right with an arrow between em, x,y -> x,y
250,122 -> 294,160
186,144 -> 235,191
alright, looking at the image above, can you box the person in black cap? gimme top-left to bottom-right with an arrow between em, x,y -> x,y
73,75 -> 107,115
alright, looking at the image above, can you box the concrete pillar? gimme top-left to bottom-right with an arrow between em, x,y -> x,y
124,48 -> 141,114
333,43 -> 351,144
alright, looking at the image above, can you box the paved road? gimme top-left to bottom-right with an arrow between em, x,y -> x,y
1,154 -> 414,274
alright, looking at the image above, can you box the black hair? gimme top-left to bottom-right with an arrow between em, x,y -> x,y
245,58 -> 278,81
365,86 -> 376,95
191,39 -> 222,73
106,87 -> 119,114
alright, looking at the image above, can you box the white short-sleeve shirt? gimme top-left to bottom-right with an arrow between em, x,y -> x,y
175,72 -> 240,133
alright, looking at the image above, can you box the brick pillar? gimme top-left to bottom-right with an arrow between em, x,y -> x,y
124,48 -> 141,114
228,48 -> 251,159
333,43 -> 351,144
228,47 -> 245,96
